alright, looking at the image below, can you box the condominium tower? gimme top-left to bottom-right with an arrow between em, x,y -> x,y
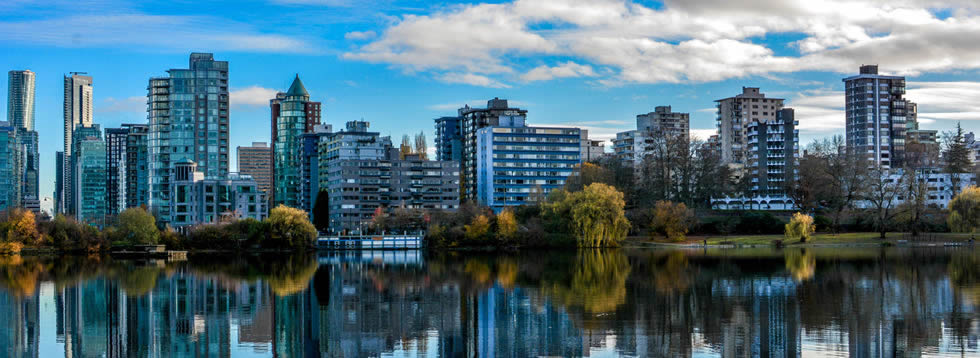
716,87 -> 785,167
271,75 -> 321,207
238,142 -> 273,197
843,65 -> 912,168
8,70 -> 35,130
7,70 -> 39,206
60,73 -> 94,214
147,53 -> 229,224
458,98 -> 527,201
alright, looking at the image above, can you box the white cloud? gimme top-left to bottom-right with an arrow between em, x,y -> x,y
97,96 -> 145,114
345,0 -> 980,85
438,73 -> 511,88
786,89 -> 845,136
0,14 -> 315,53
345,30 -> 377,40
428,99 -> 529,111
230,86 -> 279,108
907,81 -> 980,124
520,61 -> 596,82
690,128 -> 717,141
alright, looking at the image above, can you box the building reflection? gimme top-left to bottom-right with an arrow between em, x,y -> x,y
0,249 -> 976,357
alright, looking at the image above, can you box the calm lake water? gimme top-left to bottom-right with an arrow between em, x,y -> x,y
0,248 -> 978,357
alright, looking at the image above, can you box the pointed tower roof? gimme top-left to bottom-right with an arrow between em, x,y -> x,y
286,74 -> 309,97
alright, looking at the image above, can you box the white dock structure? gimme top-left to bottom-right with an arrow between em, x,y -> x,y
317,234 -> 424,250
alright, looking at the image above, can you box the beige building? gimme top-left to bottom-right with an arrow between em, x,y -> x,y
716,87 -> 784,166
237,142 -> 272,196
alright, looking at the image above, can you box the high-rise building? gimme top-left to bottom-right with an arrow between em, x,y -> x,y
326,149 -> 460,232
148,53 -> 229,224
745,108 -> 798,199
579,130 -> 606,162
0,122 -> 22,211
271,75 -> 321,207
843,65 -> 912,168
434,116 -> 463,162
475,117 -> 581,211
8,70 -> 35,130
16,130 -> 38,205
317,121 -> 392,228
123,124 -> 149,209
105,127 -> 129,215
61,73 -> 93,214
459,98 -> 527,201
8,70 -> 39,208
238,142 -> 273,197
612,106 -> 690,168
636,106 -> 690,140
73,126 -> 106,226
299,124 -> 332,216
716,87 -> 785,167
54,151 -> 64,214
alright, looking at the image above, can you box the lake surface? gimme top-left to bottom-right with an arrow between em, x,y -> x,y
0,248 -> 978,357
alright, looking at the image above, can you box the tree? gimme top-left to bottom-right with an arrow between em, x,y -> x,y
948,186 -> 980,233
114,208 -> 159,245
2,209 -> 41,245
943,122 -> 973,174
863,165 -> 901,239
414,132 -> 428,160
496,209 -> 518,240
785,212 -> 815,243
312,190 -> 330,233
265,205 -> 317,249
897,167 -> 930,236
811,136 -> 867,232
565,162 -> 613,192
650,201 -> 695,242
544,183 -> 631,247
788,150 -> 830,213
464,214 -> 491,241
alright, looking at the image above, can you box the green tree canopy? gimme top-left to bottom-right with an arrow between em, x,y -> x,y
545,183 -> 631,247
265,205 -> 318,249
948,186 -> 980,233
115,208 -> 159,245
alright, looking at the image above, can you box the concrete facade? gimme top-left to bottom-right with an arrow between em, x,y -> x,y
843,65 -> 913,169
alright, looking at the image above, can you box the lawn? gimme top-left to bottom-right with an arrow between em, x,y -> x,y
629,232 -> 979,246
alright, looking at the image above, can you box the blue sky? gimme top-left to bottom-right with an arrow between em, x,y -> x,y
3,0 -> 980,210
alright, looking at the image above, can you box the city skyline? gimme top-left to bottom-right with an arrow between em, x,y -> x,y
3,1 -> 980,213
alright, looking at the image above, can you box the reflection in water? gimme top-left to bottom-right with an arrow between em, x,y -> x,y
0,248 -> 977,357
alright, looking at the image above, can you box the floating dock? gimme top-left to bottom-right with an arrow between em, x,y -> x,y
317,234 -> 423,250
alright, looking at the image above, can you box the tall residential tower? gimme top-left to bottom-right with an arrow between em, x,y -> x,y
147,53 -> 229,224
60,73 -> 94,214
843,65 -> 912,168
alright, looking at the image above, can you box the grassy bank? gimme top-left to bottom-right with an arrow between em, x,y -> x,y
628,232 -> 979,247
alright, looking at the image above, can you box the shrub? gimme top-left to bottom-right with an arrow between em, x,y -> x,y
650,201 -> 695,242
1,209 -> 41,245
784,212 -> 816,243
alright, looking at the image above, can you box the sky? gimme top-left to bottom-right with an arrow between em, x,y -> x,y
3,0 -> 980,211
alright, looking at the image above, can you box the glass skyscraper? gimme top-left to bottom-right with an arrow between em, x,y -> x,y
7,70 -> 39,209
73,125 -> 106,226
272,75 -> 320,207
148,53 -> 229,224
62,73 -> 94,215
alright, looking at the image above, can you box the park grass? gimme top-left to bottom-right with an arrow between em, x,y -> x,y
628,232 -> 977,247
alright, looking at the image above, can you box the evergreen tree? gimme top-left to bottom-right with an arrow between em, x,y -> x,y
943,122 -> 973,173
312,191 -> 330,232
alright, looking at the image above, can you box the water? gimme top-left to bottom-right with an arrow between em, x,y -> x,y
0,248 -> 978,357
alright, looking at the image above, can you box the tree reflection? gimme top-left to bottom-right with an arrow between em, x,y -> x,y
116,265 -> 161,297
948,251 -> 980,305
0,255 -> 42,297
785,248 -> 816,281
543,249 -> 631,314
